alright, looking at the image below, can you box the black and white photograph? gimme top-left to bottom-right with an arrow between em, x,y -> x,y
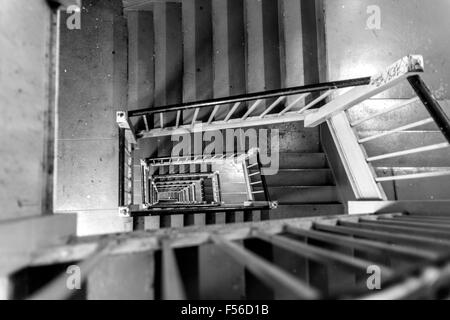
1,0 -> 450,305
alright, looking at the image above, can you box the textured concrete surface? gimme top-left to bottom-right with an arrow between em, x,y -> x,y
182,0 -> 213,123
127,11 -> 154,110
212,0 -> 246,119
0,0 -> 54,220
56,0 -> 128,234
325,0 -> 450,99
245,0 -> 281,112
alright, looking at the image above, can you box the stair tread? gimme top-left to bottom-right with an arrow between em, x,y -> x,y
269,185 -> 337,188
269,185 -> 340,204
276,152 -> 329,169
264,203 -> 345,220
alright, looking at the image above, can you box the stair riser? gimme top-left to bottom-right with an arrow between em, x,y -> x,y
265,170 -> 334,186
277,153 -> 328,169
263,204 -> 345,220
269,187 -> 339,204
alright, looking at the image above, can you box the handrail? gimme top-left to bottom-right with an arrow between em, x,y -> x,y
24,213 -> 450,300
127,77 -> 371,118
408,75 -> 450,143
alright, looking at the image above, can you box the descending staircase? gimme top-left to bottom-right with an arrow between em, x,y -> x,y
265,150 -> 344,220
5,55 -> 450,300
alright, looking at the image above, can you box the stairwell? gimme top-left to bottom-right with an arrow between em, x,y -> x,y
123,0 -> 338,223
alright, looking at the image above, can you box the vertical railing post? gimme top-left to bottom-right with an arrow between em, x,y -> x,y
256,150 -> 271,203
118,127 -> 126,207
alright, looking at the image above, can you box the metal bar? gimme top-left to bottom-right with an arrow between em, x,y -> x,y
284,225 -> 438,261
350,97 -> 420,127
143,115 -> 149,131
242,99 -> 263,120
160,113 -> 164,129
358,118 -> 434,143
118,128 -> 125,207
224,102 -> 241,122
259,96 -> 286,118
252,190 -> 265,194
156,180 -> 199,185
256,151 -> 271,202
408,75 -> 450,143
354,219 -> 450,240
314,222 -> 450,249
367,142 -> 450,162
161,238 -> 186,300
369,217 -> 450,232
207,105 -> 220,124
392,216 -> 450,224
141,165 -> 146,204
191,108 -> 200,126
278,93 -> 309,116
297,90 -> 333,114
254,230 -> 394,276
153,173 -> 213,180
242,161 -> 254,201
248,172 -> 261,177
175,110 -> 181,128
210,234 -> 319,299
343,220 -> 450,240
129,77 -> 371,117
376,170 -> 450,182
409,212 -> 450,218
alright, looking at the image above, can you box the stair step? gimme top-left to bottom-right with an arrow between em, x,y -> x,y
269,186 -> 340,204
277,152 -> 328,169
260,122 -> 321,152
220,182 -> 247,193
265,169 -> 334,186
263,204 -> 345,220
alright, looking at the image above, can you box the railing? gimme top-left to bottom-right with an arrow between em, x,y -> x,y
117,77 -> 371,213
134,149 -> 273,214
118,54 -> 450,210
116,112 -> 138,217
304,55 -> 450,200
124,77 -> 370,138
25,211 -> 450,300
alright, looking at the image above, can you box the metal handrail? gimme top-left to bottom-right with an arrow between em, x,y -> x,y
127,77 -> 371,118
408,75 -> 450,144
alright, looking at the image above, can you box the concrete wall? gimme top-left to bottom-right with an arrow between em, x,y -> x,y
325,0 -> 450,94
56,0 -> 132,235
0,0 -> 54,221
323,0 -> 450,200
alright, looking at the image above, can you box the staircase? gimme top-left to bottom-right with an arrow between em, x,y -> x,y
263,123 -> 344,220
266,152 -> 343,219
